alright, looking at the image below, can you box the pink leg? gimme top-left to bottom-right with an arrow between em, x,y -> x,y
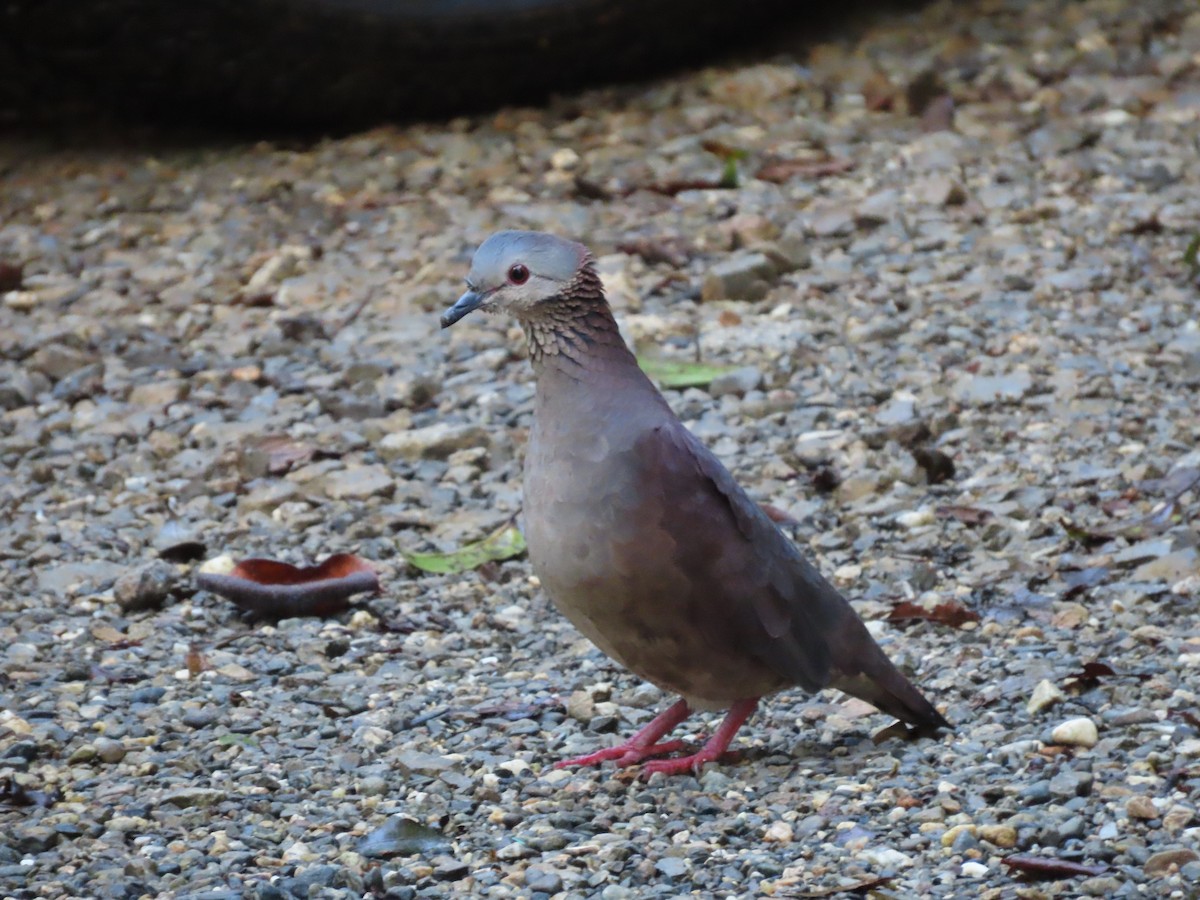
554,698 -> 692,769
641,698 -> 759,777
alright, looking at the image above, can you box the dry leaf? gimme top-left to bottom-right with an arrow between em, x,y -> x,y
887,600 -> 980,628
755,157 -> 855,184
197,553 -> 379,617
186,643 -> 207,678
760,503 -> 800,527
1002,854 -> 1108,879
405,523 -> 527,575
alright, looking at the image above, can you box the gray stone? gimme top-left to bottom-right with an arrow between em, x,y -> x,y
524,867 -> 564,894
378,423 -> 488,462
161,787 -> 225,808
700,253 -> 777,301
319,464 -> 394,500
113,560 -> 179,611
654,857 -> 689,878
709,366 -> 762,397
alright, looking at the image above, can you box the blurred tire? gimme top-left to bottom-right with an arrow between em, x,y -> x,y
0,0 -> 795,130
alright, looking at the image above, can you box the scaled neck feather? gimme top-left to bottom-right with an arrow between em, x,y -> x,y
521,261 -> 637,377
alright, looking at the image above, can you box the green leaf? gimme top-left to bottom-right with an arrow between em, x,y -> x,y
217,733 -> 259,748
719,156 -> 740,189
638,356 -> 735,389
405,522 -> 527,574
1184,233 -> 1200,278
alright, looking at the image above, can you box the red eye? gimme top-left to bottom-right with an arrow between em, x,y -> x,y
507,264 -> 529,285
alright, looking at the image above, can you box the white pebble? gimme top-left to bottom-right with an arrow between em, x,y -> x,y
550,148 -> 580,170
961,861 -> 989,877
763,821 -> 793,843
281,840 -> 316,863
497,758 -> 531,776
1051,717 -> 1099,747
197,554 -> 235,576
896,508 -> 936,529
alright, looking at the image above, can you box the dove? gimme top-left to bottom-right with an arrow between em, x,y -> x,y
441,230 -> 949,775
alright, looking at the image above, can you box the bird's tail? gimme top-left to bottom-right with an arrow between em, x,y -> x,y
829,639 -> 949,733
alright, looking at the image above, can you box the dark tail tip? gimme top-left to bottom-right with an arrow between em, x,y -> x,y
831,670 -> 950,735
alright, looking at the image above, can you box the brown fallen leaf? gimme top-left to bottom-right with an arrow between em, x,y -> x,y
755,157 -> 855,184
1063,661 -> 1150,691
780,875 -> 894,897
760,503 -> 800,527
186,643 -> 207,678
0,261 -> 24,292
197,553 -> 379,618
635,178 -> 729,196
936,505 -> 993,526
1002,854 -> 1108,879
1063,661 -> 1115,690
887,600 -> 980,628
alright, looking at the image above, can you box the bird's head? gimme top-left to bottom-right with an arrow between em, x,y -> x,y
440,230 -> 593,328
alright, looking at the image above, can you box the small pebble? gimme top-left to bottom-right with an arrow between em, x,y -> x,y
1051,717 -> 1099,748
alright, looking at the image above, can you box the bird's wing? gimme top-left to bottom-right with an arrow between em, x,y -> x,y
634,418 -> 948,730
633,418 -> 859,692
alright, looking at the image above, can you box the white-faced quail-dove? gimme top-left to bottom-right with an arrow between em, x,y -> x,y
441,230 -> 949,776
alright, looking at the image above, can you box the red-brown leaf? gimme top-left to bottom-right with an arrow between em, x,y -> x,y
755,157 -> 855,184
186,643 -> 207,678
1002,854 -> 1108,879
197,553 -> 379,617
0,261 -> 24,292
1063,661 -> 1116,689
638,178 -> 726,196
760,503 -> 800,527
888,600 -> 980,628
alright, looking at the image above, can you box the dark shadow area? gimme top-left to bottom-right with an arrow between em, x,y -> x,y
0,0 -> 930,143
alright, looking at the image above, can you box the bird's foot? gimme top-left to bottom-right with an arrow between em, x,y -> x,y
553,739 -> 690,770
552,698 -> 760,777
553,699 -> 693,770
639,697 -> 760,778
640,746 -> 732,778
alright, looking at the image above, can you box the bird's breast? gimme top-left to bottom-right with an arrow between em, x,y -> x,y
522,419 -> 786,706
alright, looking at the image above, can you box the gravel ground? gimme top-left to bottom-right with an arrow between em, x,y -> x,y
3,1 -> 1200,898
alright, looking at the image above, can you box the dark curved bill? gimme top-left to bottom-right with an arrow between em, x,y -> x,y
440,290 -> 485,328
